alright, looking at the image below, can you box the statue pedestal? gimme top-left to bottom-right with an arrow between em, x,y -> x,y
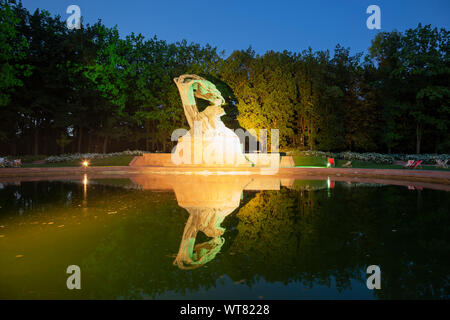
130,153 -> 280,168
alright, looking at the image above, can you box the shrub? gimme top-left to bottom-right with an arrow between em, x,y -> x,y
20,155 -> 47,163
389,153 -> 450,164
337,151 -> 395,164
286,150 -> 336,158
287,150 -> 395,164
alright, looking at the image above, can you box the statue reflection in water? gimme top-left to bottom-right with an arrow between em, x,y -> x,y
173,207 -> 235,269
171,176 -> 249,270
131,174 -> 292,270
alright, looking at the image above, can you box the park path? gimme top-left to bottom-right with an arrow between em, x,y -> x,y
0,166 -> 449,185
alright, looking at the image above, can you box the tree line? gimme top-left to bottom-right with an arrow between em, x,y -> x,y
0,0 -> 448,155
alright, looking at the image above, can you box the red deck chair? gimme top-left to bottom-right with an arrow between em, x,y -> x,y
327,158 -> 335,167
404,160 -> 415,168
412,160 -> 423,169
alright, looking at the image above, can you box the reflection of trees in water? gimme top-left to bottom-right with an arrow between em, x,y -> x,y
81,184 -> 449,299
0,181 -> 83,216
229,186 -> 449,299
71,184 -> 450,299
0,180 -> 137,217
4,181 -> 447,299
228,188 -> 364,291
80,191 -> 230,299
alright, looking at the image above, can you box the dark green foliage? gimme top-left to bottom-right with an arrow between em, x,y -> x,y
370,25 -> 449,154
0,1 -> 448,155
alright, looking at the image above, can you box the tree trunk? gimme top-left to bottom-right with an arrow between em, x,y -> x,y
102,136 -> 108,154
78,127 -> 83,153
435,135 -> 440,153
11,142 -> 17,156
87,131 -> 92,153
151,120 -> 154,151
301,117 -> 305,148
42,132 -> 47,155
34,128 -> 39,155
416,122 -> 421,154
145,120 -> 150,151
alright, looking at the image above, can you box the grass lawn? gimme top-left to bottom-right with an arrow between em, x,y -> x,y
292,156 -> 328,167
334,159 -> 403,169
14,154 -> 450,171
22,155 -> 135,167
293,156 -> 450,171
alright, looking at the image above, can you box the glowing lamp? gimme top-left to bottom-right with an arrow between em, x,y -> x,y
82,160 -> 89,168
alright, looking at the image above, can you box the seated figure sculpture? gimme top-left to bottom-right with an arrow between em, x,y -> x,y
172,176 -> 249,269
172,74 -> 250,166
172,207 -> 233,270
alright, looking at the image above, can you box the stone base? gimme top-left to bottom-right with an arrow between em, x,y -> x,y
130,153 -> 281,168
280,156 -> 295,168
129,153 -> 173,167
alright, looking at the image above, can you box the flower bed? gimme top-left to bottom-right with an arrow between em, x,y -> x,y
389,153 -> 450,164
337,151 -> 395,164
286,150 -> 449,165
45,150 -> 145,163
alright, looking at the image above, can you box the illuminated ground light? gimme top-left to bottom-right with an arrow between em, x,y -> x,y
82,160 -> 89,168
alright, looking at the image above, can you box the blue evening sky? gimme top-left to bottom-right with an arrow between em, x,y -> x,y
20,0 -> 450,56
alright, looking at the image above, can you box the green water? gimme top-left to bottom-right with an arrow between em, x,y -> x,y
0,178 -> 448,299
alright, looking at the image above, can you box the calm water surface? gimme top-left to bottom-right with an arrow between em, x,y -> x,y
0,175 -> 448,299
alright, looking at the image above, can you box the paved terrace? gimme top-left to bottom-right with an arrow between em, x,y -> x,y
0,166 -> 449,191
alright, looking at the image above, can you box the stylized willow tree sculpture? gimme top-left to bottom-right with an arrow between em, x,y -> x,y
173,207 -> 233,270
173,74 -> 225,131
172,74 -> 250,166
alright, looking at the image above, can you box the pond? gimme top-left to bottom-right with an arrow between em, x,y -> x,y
0,174 -> 448,299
